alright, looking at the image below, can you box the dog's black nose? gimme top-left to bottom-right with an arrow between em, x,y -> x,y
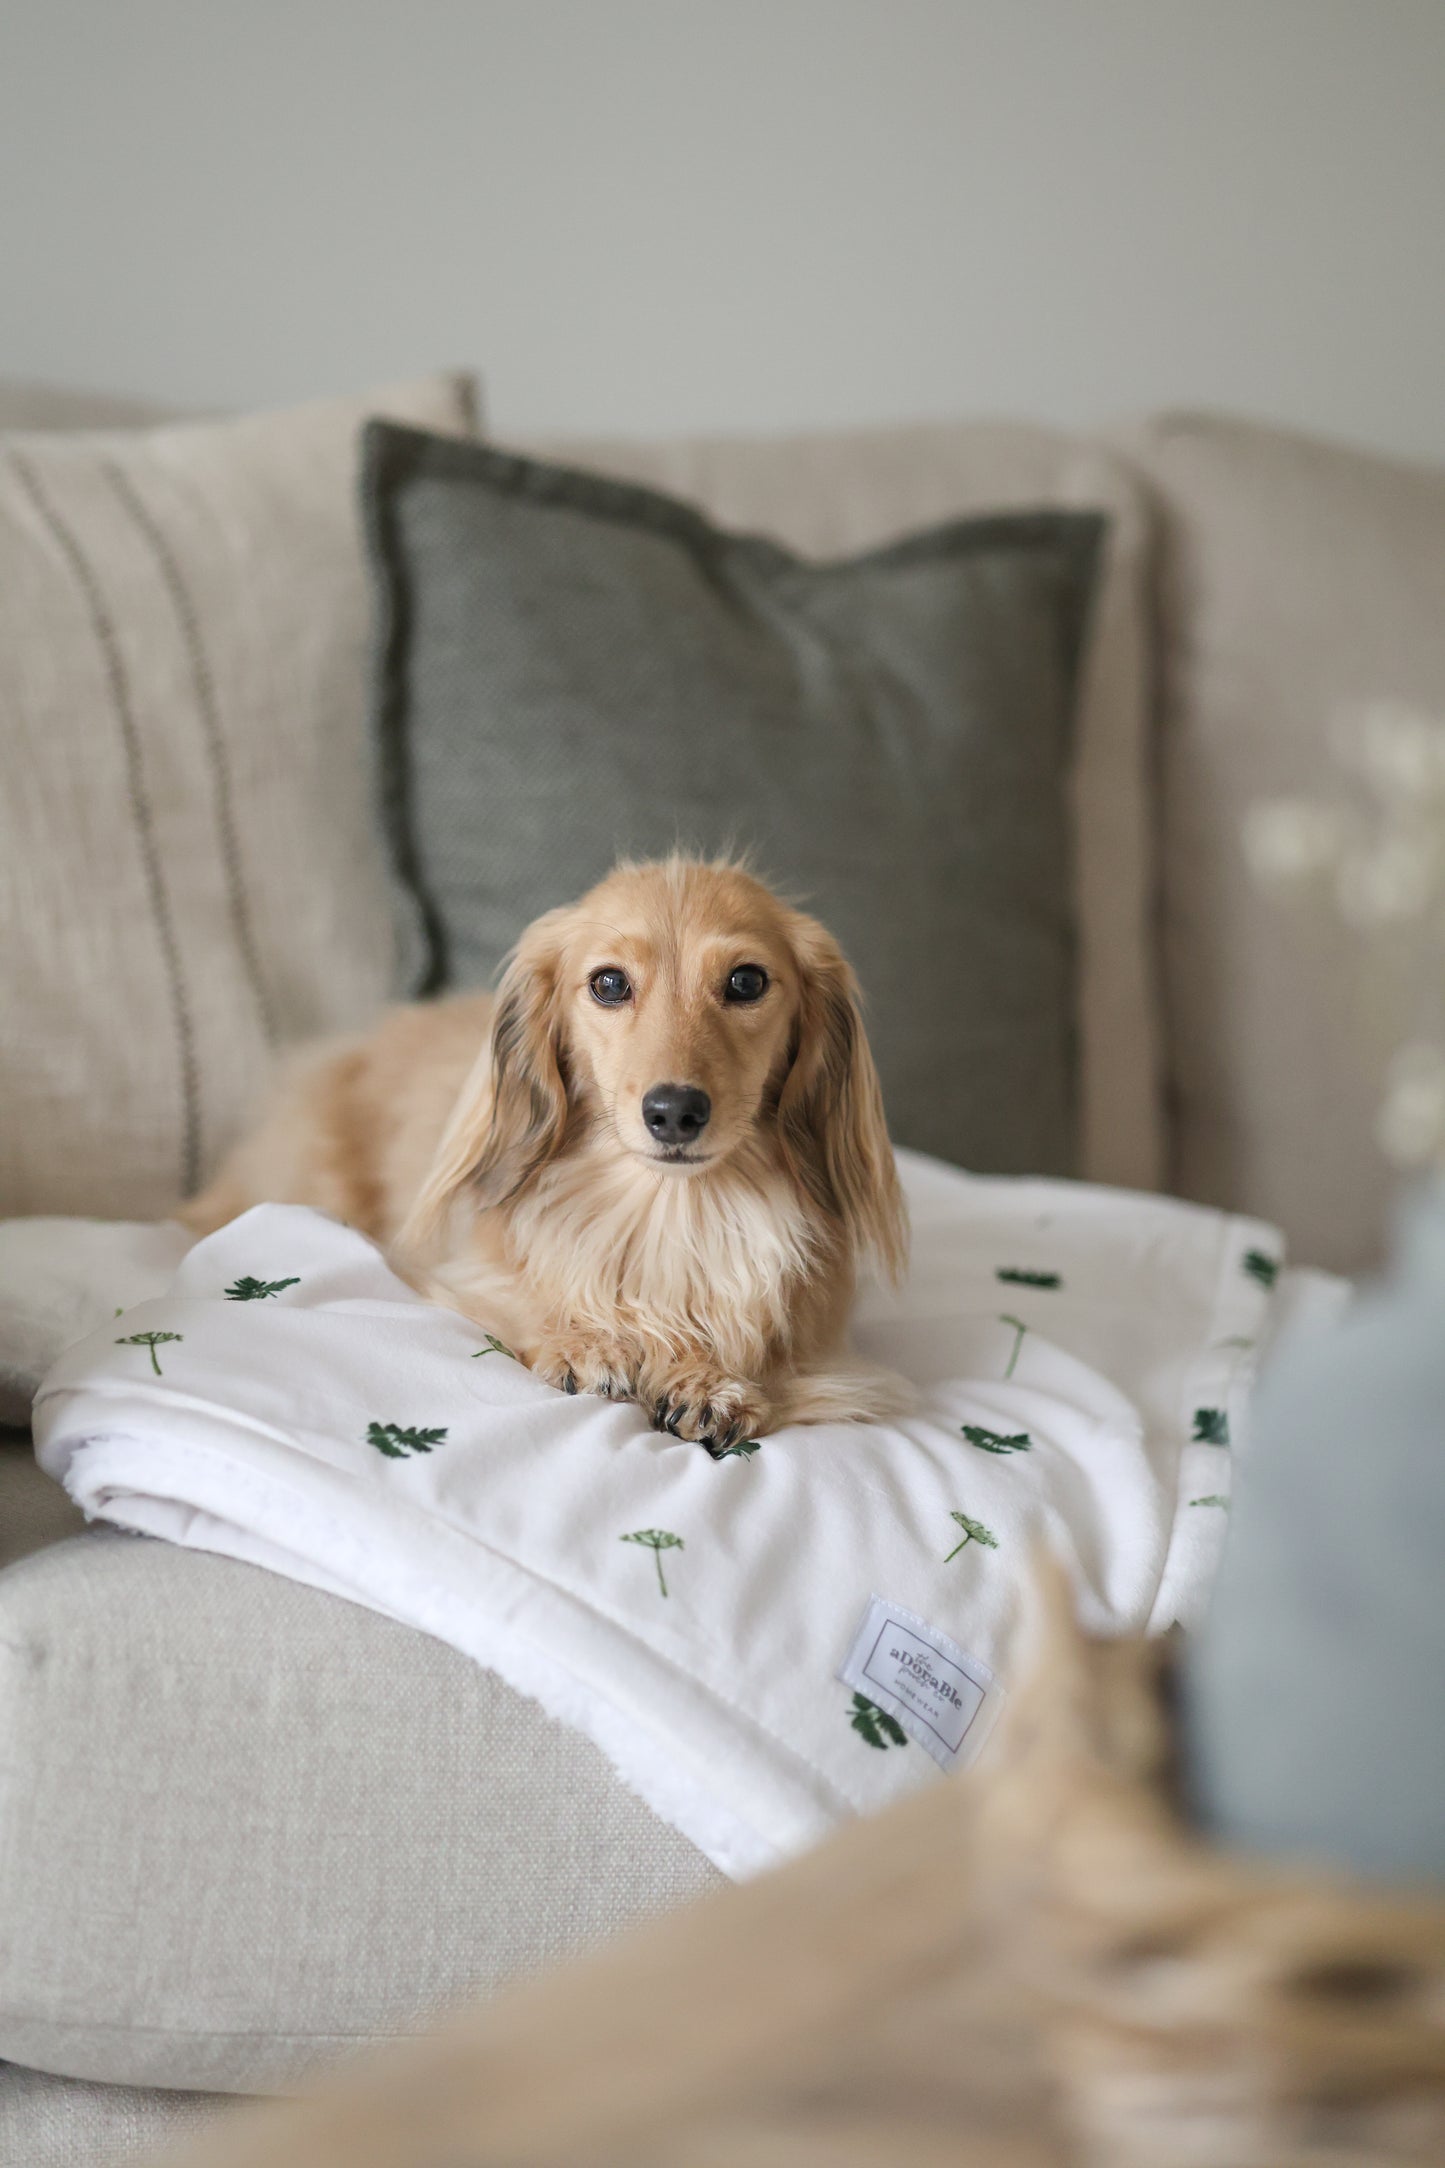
642,1084 -> 711,1147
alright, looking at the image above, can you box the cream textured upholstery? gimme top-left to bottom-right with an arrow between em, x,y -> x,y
0,374 -> 475,1223
1128,412 -> 1445,1270
0,2065 -> 233,2168
0,1530 -> 722,2095
5,387 -> 1444,2161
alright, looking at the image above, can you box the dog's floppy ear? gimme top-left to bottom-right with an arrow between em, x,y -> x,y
403,911 -> 571,1249
777,914 -> 907,1282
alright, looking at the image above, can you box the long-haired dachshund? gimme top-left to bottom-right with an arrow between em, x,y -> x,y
185,857 -> 909,1448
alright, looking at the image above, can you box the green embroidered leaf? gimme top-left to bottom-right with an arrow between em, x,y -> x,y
849,1692 -> 907,1751
850,1696 -> 885,1749
996,1267 -> 1062,1289
705,1436 -> 761,1463
1215,1334 -> 1255,1351
1193,1407 -> 1230,1445
366,1421 -> 449,1459
999,1313 -> 1028,1379
115,1329 -> 182,1376
620,1527 -> 684,1597
961,1421 -> 1031,1456
944,1510 -> 999,1560
224,1275 -> 300,1302
471,1334 -> 517,1360
1190,1494 -> 1229,1509
1243,1249 -> 1279,1289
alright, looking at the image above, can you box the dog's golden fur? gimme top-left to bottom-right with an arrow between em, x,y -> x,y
185,857 -> 908,1445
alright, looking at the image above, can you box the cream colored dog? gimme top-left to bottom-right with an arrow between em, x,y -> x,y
185,857 -> 908,1449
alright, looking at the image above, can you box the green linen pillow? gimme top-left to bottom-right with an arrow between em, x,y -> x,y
363,423 -> 1104,1176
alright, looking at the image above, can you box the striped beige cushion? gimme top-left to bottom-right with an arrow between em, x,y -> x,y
0,375 -> 475,1219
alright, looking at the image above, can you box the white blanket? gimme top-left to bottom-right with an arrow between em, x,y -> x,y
30,1152 -> 1290,1878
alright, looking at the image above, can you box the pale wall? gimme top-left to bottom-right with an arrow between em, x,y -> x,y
3,0 -> 1444,462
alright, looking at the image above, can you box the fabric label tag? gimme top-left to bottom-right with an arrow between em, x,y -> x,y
839,1594 -> 998,1772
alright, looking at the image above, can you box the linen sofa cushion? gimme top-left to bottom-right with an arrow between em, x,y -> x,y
0,379 -> 183,431
523,420 -> 1164,1192
0,1436 -> 86,1568
1128,411 -> 1445,1270
365,424 -> 1106,1179
0,1531 -> 721,2095
0,373 -> 476,1223
0,2065 -> 235,2168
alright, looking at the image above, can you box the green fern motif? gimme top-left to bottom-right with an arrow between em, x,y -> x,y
224,1275 -> 300,1302
1193,1407 -> 1230,1445
705,1437 -> 761,1463
471,1335 -> 517,1360
961,1421 -> 1031,1456
1243,1249 -> 1279,1289
849,1693 -> 908,1750
999,1313 -> 1028,1379
115,1330 -> 181,1376
367,1421 -> 449,1459
945,1510 -> 999,1560
1191,1494 -> 1229,1509
997,1266 -> 1061,1289
620,1527 -> 684,1597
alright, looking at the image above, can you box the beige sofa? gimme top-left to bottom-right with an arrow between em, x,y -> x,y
4,386 -> 1444,2168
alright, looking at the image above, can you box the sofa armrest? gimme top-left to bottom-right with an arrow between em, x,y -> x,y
0,1534 -> 719,2094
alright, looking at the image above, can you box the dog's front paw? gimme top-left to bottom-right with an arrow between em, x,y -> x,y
528,1330 -> 637,1404
645,1366 -> 773,1454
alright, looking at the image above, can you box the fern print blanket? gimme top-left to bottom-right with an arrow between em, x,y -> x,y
29,1152 -> 1322,1878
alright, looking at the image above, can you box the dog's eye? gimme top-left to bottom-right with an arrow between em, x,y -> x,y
724,965 -> 768,1004
588,967 -> 632,1006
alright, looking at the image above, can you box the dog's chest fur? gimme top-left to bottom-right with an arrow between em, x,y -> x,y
504,1142 -> 817,1367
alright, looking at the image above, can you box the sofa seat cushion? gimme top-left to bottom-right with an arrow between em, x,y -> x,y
0,1437 -> 86,1568
0,2064 -> 235,2168
0,1530 -> 720,2095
